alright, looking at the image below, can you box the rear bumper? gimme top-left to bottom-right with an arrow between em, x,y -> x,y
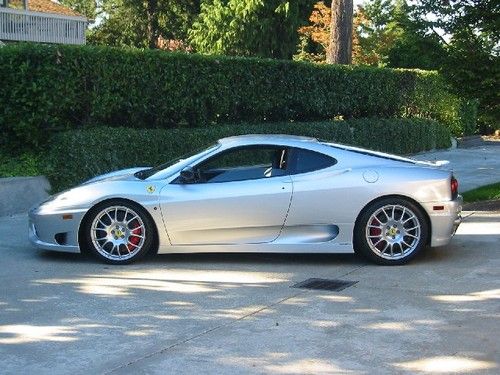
422,195 -> 463,247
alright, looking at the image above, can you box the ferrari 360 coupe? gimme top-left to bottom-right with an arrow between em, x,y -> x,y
29,134 -> 462,265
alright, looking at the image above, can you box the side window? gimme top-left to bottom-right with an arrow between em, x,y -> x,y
290,148 -> 337,174
195,146 -> 289,183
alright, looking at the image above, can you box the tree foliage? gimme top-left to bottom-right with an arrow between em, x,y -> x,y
295,0 -> 445,68
188,0 -> 313,59
59,0 -> 97,20
294,1 -> 330,62
410,0 -> 499,132
87,0 -> 200,49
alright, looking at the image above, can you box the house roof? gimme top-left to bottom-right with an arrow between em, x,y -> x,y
9,0 -> 84,18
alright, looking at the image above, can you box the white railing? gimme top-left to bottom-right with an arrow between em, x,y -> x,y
0,7 -> 87,45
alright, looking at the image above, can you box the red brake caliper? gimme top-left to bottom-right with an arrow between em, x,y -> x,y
370,218 -> 383,249
127,220 -> 142,251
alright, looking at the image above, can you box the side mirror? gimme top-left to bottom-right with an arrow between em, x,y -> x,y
179,167 -> 196,183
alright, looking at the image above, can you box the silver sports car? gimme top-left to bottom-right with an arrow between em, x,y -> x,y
29,134 -> 462,265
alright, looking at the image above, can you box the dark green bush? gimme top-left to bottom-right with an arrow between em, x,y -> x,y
44,119 -> 450,191
459,100 -> 479,136
0,44 -> 471,151
349,118 -> 451,154
405,70 -> 477,136
0,152 -> 43,178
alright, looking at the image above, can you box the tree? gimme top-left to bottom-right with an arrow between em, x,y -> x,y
326,0 -> 353,64
144,0 -> 160,48
353,1 -> 395,66
60,0 -> 97,20
351,0 -> 445,68
189,0 -> 313,59
385,0 -> 445,69
295,0 -> 441,67
87,0 -> 200,49
294,1 -> 331,62
410,0 -> 499,132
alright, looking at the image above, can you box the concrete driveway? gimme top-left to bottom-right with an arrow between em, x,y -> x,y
413,145 -> 500,192
1,144 -> 499,374
0,209 -> 499,374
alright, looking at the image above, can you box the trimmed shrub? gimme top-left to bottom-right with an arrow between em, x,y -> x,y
0,44 -> 471,151
44,119 -> 450,191
0,152 -> 43,178
404,70 -> 477,136
349,118 -> 451,154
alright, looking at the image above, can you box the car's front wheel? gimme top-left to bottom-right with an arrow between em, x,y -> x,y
83,201 -> 155,264
354,198 -> 429,265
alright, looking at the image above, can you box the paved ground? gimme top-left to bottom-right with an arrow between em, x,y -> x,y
413,145 -> 500,192
0,211 -> 499,374
0,145 -> 499,374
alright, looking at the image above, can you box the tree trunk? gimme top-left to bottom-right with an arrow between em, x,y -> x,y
326,0 -> 353,64
145,0 -> 159,49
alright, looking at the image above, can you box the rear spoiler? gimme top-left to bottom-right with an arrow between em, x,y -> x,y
431,160 -> 450,167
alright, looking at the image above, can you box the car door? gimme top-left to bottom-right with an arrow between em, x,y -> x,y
278,147 -> 347,243
159,145 -> 293,245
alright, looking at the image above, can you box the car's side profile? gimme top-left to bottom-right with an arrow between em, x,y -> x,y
29,134 -> 462,265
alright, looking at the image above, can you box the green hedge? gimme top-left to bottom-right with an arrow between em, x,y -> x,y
0,44 -> 471,151
44,119 -> 450,191
406,70 -> 477,136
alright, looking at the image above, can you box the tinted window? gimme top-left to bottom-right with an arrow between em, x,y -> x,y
194,146 -> 289,183
290,148 -> 336,174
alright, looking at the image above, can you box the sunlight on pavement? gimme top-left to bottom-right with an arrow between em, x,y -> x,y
430,289 -> 500,303
214,305 -> 270,319
35,269 -> 288,296
37,276 -> 218,296
351,308 -> 379,313
0,325 -> 78,344
317,295 -> 354,302
220,354 -> 356,374
105,269 -> 289,284
265,359 -> 357,374
363,322 -> 414,331
456,222 -> 500,235
113,312 -> 181,320
393,356 -> 497,373
310,320 -> 340,328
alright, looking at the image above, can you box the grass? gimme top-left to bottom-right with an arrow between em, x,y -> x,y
462,182 -> 500,203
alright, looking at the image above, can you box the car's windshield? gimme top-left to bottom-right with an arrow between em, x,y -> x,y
135,143 -> 219,180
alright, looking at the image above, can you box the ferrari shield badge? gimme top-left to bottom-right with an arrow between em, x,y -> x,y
146,185 -> 156,194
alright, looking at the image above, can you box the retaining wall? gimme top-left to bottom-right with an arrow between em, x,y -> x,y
0,176 -> 50,216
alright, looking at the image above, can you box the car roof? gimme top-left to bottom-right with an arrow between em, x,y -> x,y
218,134 -> 318,146
216,134 -> 434,167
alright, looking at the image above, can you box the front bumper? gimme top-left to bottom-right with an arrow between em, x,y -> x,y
28,206 -> 86,253
422,195 -> 463,247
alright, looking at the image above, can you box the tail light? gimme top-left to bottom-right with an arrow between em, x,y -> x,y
451,176 -> 459,199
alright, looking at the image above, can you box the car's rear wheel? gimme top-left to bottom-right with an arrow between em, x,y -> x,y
83,201 -> 155,264
354,198 -> 428,265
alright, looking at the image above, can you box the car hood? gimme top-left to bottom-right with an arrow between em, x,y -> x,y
83,167 -> 149,185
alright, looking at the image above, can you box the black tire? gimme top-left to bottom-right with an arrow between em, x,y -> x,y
354,197 -> 429,265
82,200 -> 156,264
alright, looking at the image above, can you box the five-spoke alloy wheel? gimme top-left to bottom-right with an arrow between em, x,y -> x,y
354,198 -> 428,265
83,201 -> 155,264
